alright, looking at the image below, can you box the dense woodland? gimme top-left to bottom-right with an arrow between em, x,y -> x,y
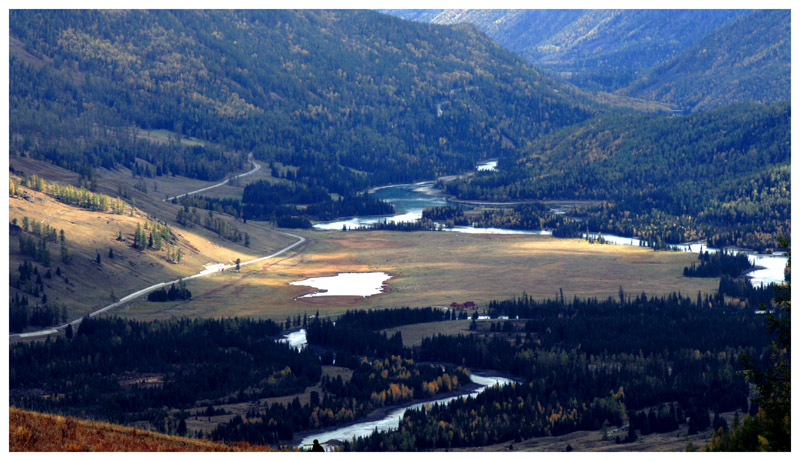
622,10 -> 790,111
10,317 -> 319,425
444,103 -> 790,252
8,283 -> 781,450
387,10 -> 788,110
342,292 -> 774,450
386,10 -> 750,96
212,357 -> 470,445
10,10 -> 595,211
683,251 -> 753,278
239,180 -> 394,226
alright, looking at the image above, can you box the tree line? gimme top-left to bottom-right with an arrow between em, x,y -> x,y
443,103 -> 790,252
10,317 -> 321,424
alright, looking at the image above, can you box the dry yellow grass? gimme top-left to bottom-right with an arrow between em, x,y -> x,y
382,319 -> 529,347
113,229 -> 719,324
9,407 -> 279,452
8,158 -> 295,328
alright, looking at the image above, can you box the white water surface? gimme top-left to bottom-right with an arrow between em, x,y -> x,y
583,233 -> 788,286
313,182 -> 786,286
313,211 -> 422,230
279,329 -> 307,350
299,374 -> 515,447
290,272 -> 392,298
445,226 -> 551,235
476,160 -> 498,172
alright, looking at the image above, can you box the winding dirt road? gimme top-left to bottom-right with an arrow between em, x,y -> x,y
11,159 -> 305,339
162,153 -> 262,202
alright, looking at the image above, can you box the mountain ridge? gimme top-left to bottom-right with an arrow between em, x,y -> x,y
382,9 -> 749,93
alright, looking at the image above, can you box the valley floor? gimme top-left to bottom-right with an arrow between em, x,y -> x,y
114,229 -> 719,324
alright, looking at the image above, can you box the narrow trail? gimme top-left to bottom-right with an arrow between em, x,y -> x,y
162,153 -> 261,202
10,231 -> 306,340
11,158 -> 305,340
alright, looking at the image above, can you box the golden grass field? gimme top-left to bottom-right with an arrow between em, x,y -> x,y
9,157 -> 294,330
9,407 -> 278,452
114,228 -> 720,324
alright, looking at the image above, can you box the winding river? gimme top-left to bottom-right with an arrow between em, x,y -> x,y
583,232 -> 787,287
278,329 -> 516,448
313,162 -> 787,286
313,181 -> 549,235
297,373 -> 515,448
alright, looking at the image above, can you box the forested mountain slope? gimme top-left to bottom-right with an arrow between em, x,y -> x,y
621,10 -> 790,111
10,10 -> 597,192
383,9 -> 748,93
445,103 -> 790,251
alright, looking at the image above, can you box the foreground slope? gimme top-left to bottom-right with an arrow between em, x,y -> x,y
10,407 -> 277,451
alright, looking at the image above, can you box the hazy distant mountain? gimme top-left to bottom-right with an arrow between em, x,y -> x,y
621,10 -> 790,111
384,10 -> 749,93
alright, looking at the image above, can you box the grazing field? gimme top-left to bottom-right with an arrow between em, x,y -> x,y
114,230 -> 720,324
382,319 -> 528,348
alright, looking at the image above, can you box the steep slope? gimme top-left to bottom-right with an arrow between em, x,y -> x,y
10,10 -> 597,191
621,10 -> 790,111
384,9 -> 747,92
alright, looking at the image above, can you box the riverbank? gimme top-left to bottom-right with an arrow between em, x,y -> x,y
291,381 -> 486,447
294,372 -> 517,448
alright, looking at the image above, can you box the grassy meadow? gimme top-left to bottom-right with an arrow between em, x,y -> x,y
114,229 -> 720,323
